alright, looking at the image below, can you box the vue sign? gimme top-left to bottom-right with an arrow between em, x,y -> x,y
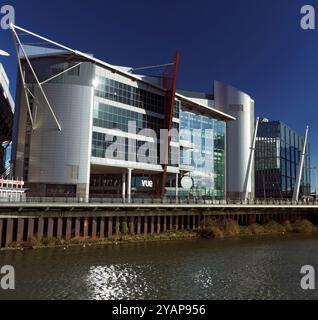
141,180 -> 153,188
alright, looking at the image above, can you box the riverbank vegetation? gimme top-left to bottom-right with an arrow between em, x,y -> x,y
200,218 -> 318,239
3,218 -> 318,251
5,230 -> 199,250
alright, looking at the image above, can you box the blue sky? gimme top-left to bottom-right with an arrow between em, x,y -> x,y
1,0 -> 318,187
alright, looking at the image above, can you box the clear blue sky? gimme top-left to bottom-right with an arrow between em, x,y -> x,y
1,0 -> 318,187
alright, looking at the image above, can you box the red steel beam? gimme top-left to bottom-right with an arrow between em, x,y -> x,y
160,50 -> 180,197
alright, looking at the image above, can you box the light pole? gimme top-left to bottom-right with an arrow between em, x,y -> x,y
310,166 -> 318,203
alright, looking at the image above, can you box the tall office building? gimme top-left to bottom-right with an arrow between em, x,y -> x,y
255,120 -> 311,199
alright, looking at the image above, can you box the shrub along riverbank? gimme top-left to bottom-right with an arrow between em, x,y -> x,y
3,218 -> 318,250
200,218 -> 318,239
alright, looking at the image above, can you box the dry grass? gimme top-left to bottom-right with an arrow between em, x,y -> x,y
200,217 -> 318,240
263,221 -> 286,234
292,220 -> 317,234
202,219 -> 241,239
248,224 -> 266,235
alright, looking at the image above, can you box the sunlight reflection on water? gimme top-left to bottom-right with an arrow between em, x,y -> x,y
86,264 -> 152,300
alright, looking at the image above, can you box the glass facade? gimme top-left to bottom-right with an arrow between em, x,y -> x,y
180,109 -> 226,198
92,132 -> 159,165
91,75 -> 226,198
4,143 -> 11,169
255,121 -> 311,199
95,76 -> 165,114
93,102 -> 164,135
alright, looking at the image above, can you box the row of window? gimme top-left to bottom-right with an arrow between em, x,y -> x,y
93,103 -> 164,134
95,76 -> 166,114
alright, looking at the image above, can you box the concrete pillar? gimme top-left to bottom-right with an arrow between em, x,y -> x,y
151,216 -> 155,234
108,217 -> 113,238
187,215 -> 190,230
127,168 -> 133,204
57,218 -> 63,240
75,217 -> 80,238
137,216 -> 141,235
27,218 -> 34,241
144,216 -> 148,235
100,217 -> 105,239
83,217 -> 89,238
175,216 -> 179,231
92,217 -> 97,239
122,173 -> 126,203
5,219 -> 14,247
47,218 -> 54,238
169,216 -> 173,231
252,215 -> 256,224
157,216 -> 161,234
176,173 -> 179,203
203,215 -> 206,229
17,218 -> 24,243
181,216 -> 185,230
163,216 -> 167,233
38,218 -> 44,239
66,218 -> 72,241
193,216 -> 200,229
130,217 -> 135,235
116,217 -> 120,236
0,219 -> 3,248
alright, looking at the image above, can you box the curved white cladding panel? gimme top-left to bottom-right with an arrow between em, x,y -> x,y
214,81 -> 254,199
15,82 -> 94,198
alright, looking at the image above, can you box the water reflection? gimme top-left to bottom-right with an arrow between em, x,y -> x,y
0,236 -> 318,300
86,264 -> 152,300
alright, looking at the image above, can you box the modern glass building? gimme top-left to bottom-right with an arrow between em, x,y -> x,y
11,28 -> 236,201
255,120 -> 311,199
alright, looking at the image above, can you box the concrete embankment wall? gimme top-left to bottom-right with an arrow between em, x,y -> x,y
0,208 -> 315,248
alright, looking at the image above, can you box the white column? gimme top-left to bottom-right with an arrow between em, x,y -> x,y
243,117 -> 260,204
293,126 -> 309,203
122,173 -> 126,203
127,168 -> 133,204
315,168 -> 318,204
176,173 -> 179,203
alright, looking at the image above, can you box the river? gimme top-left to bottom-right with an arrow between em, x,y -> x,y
0,235 -> 318,300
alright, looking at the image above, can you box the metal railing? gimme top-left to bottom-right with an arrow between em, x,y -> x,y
0,195 -> 318,206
